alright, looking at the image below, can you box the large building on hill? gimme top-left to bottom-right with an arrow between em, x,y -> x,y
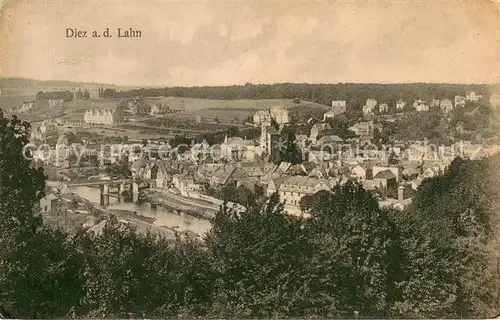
253,110 -> 271,124
489,93 -> 500,108
253,105 -> 290,125
324,100 -> 347,120
269,105 -> 290,124
331,100 -> 347,114
84,108 -> 116,125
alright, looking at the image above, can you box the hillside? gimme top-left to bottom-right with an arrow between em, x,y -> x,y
0,77 -> 117,90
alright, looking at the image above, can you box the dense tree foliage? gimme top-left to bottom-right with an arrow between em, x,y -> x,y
388,156 -> 500,317
1,108 -> 499,318
327,116 -> 357,140
99,83 -> 495,109
271,125 -> 303,165
383,107 -> 491,145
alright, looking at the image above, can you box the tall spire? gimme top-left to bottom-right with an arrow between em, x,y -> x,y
224,133 -> 228,143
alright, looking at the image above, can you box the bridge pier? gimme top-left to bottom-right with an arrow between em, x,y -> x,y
100,184 -> 110,206
132,182 -> 139,203
119,182 -> 126,195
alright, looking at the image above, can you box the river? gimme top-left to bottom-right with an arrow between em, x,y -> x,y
69,186 -> 212,235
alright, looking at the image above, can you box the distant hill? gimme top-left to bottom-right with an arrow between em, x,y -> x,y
0,77 -> 117,90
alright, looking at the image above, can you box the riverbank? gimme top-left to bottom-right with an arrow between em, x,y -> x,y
143,189 -> 218,220
43,187 -> 195,239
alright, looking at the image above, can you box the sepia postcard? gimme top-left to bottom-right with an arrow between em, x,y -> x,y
0,0 -> 500,318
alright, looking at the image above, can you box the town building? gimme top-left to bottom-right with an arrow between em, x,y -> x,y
49,99 -> 64,108
309,123 -> 333,144
362,105 -> 374,115
413,100 -> 429,112
395,99 -> 406,111
351,164 -> 374,182
490,93 -> 500,108
372,169 -> 397,197
440,98 -> 454,113
362,99 -> 377,115
266,176 -> 336,207
39,193 -> 59,214
323,110 -> 336,121
379,103 -> 389,113
323,100 -> 347,121
172,174 -> 200,195
150,103 -> 169,115
260,121 -> 285,159
331,100 -> 347,114
372,165 -> 403,182
315,135 -> 343,147
455,95 -> 466,108
220,135 -> 256,161
195,114 -> 204,123
253,110 -> 271,124
19,101 -> 36,113
84,108 -> 116,125
466,91 -> 482,102
130,159 -> 159,180
270,105 -> 290,124
156,163 -> 173,189
253,106 -> 290,125
237,162 -> 270,183
348,121 -> 379,140
430,99 -> 440,108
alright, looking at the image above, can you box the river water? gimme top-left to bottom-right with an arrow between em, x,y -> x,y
69,186 -> 212,235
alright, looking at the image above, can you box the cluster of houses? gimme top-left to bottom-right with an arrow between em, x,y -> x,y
123,142 -> 487,215
32,109 -> 499,218
19,93 -> 67,113
115,133 -> 494,216
32,89 -> 500,217
354,91 -> 485,116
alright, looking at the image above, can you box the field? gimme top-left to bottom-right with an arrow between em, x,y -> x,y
1,81 -> 329,140
149,97 -> 329,123
142,96 -> 325,110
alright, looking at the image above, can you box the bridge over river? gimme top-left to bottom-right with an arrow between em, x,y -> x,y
60,179 -> 156,205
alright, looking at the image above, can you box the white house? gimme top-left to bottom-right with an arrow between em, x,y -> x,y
413,100 -> 429,112
362,99 -> 377,115
440,98 -> 454,113
379,103 -> 389,113
489,93 -> 500,108
395,99 -> 406,111
323,110 -> 336,121
466,91 -> 482,102
455,95 -> 466,108
331,100 -> 347,114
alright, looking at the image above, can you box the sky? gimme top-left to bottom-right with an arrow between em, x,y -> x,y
1,0 -> 499,86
